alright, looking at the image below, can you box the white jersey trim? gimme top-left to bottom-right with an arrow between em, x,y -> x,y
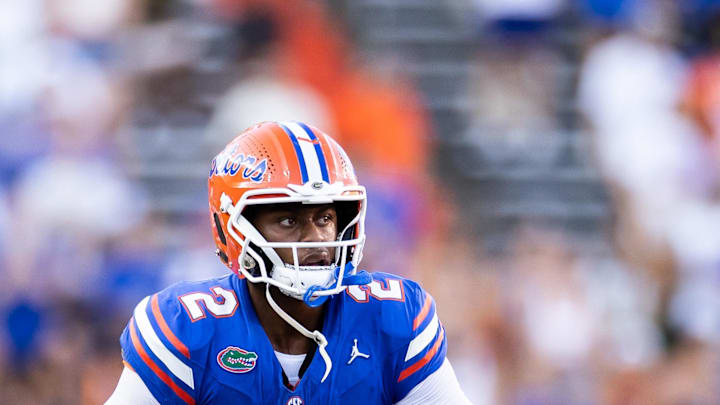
405,311 -> 439,361
105,367 -> 160,405
394,358 -> 473,405
134,296 -> 195,389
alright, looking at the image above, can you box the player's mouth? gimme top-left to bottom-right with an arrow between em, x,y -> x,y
299,251 -> 332,267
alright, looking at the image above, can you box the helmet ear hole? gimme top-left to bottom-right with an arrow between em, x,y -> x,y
213,212 -> 227,245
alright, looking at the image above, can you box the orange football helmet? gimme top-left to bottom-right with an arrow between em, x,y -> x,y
208,121 -> 367,304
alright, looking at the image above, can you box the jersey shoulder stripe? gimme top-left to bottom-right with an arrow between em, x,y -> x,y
133,296 -> 195,389
405,309 -> 439,361
378,276 -> 446,401
151,294 -> 190,359
412,292 -> 433,331
398,324 -> 445,382
128,318 -> 195,405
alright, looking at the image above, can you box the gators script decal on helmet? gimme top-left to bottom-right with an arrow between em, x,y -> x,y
209,153 -> 268,183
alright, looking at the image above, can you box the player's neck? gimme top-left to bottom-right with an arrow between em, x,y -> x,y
247,282 -> 325,355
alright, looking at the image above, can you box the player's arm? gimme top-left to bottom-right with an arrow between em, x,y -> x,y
390,280 -> 472,404
393,358 -> 472,405
105,366 -> 160,405
113,294 -> 198,405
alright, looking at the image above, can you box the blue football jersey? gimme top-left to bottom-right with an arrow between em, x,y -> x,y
119,272 -> 447,405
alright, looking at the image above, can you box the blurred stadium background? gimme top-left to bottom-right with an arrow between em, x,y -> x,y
3,0 -> 720,403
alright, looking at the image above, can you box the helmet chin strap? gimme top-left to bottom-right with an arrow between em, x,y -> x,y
264,283 -> 333,383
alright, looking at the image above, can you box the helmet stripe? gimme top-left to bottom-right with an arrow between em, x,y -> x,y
279,123 -> 309,183
282,121 -> 325,184
297,122 -> 330,183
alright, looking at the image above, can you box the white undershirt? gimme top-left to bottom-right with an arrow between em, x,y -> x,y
274,351 -> 307,386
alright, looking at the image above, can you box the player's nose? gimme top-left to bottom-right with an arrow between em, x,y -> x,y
299,221 -> 332,242
298,222 -> 334,266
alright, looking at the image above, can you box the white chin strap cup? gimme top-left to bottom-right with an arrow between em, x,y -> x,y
270,264 -> 335,300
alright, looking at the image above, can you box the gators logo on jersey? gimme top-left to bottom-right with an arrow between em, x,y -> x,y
217,346 -> 258,373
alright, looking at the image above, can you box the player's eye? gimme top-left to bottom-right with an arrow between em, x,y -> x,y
278,217 -> 296,227
318,212 -> 334,225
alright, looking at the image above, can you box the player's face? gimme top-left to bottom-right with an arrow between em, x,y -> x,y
249,203 -> 338,266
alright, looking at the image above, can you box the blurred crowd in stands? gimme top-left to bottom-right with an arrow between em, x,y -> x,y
2,0 -> 720,404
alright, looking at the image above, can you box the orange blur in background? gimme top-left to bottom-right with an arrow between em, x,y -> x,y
2,0 -> 720,404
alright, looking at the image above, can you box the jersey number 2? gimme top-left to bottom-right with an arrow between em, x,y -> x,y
347,279 -> 404,302
180,287 -> 239,321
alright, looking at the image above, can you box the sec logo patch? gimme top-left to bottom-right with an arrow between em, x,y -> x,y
286,396 -> 304,405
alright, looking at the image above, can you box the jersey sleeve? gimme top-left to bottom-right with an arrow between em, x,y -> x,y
105,367 -> 161,405
393,359 -> 472,405
119,292 -> 198,405
388,277 -> 448,402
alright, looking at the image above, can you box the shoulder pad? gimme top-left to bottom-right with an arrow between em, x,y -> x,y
119,275 -> 238,404
349,272 -> 447,402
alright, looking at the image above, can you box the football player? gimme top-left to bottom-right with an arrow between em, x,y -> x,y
105,122 -> 472,404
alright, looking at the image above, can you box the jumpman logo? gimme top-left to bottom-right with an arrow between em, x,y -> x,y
347,339 -> 370,364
